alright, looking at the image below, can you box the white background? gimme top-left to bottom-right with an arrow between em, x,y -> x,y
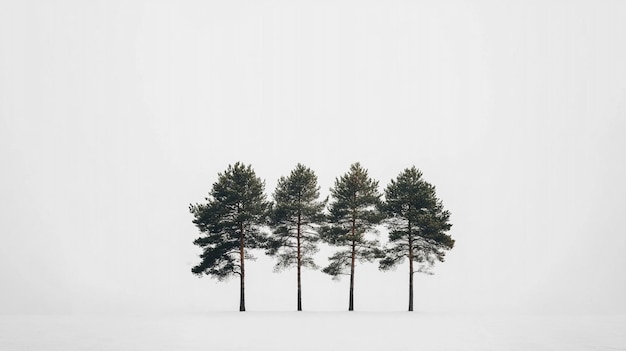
1,0 -> 625,315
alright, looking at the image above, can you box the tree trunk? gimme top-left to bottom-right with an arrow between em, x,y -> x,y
297,212 -> 302,311
349,240 -> 355,311
239,223 -> 246,312
408,220 -> 413,312
349,216 -> 356,311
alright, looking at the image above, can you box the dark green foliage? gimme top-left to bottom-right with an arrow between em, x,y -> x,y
321,162 -> 384,311
266,164 -> 326,310
189,162 -> 268,311
266,164 -> 326,270
380,166 -> 454,311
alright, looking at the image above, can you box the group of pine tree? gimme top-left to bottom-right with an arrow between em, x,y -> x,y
190,162 -> 454,312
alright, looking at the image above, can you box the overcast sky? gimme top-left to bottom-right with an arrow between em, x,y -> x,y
1,0 -> 625,314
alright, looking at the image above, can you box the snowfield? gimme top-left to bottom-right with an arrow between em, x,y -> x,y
1,312 -> 624,350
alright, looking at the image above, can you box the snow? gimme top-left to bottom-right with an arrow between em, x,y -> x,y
1,313 -> 624,350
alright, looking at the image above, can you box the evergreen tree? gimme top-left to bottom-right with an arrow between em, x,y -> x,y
379,166 -> 454,311
321,162 -> 384,311
266,164 -> 326,311
189,162 -> 268,312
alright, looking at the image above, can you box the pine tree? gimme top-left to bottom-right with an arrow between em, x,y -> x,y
379,166 -> 454,311
321,162 -> 384,311
266,164 -> 326,311
189,162 -> 268,312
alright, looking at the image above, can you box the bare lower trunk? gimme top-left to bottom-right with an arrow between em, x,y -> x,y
349,240 -> 355,311
239,223 -> 245,312
297,269 -> 302,311
409,253 -> 414,312
408,221 -> 413,312
297,213 -> 302,311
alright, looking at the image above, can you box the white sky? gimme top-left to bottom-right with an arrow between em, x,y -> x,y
1,0 -> 625,314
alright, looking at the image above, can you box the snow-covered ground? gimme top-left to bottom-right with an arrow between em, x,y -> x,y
1,313 -> 624,350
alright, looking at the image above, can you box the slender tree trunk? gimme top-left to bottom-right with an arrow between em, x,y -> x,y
349,240 -> 355,311
349,216 -> 356,311
408,220 -> 413,312
297,212 -> 302,311
239,223 -> 246,312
